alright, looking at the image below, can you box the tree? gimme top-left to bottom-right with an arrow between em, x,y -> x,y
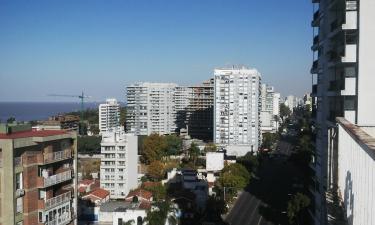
164,135 -> 182,156
222,163 -> 251,182
261,132 -> 278,150
237,153 -> 259,175
7,117 -> 16,123
142,134 -> 167,164
287,193 -> 310,224
218,163 -> 250,199
77,136 -> 101,154
120,107 -> 127,127
204,143 -> 217,153
145,201 -> 178,225
123,220 -> 135,225
89,124 -> 100,135
147,161 -> 165,181
188,142 -> 200,166
280,103 -> 291,122
143,182 -> 166,201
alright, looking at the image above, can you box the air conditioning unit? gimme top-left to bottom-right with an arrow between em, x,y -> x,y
16,189 -> 25,197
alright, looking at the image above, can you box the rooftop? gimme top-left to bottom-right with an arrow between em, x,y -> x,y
100,200 -> 147,212
0,129 -> 68,139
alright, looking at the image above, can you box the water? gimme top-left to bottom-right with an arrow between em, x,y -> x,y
0,102 -> 102,122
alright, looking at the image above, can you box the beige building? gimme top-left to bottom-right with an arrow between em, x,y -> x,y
0,123 -> 77,225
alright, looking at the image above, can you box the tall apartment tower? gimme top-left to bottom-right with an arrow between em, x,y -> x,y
0,123 -> 77,225
187,79 -> 214,141
214,66 -> 261,156
100,130 -> 138,199
260,84 -> 280,133
99,98 -> 120,133
311,0 -> 375,224
174,86 -> 192,133
126,82 -> 177,135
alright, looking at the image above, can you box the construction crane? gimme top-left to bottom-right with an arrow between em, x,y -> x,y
48,91 -> 92,121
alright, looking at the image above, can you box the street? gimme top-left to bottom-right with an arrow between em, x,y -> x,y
225,139 -> 300,225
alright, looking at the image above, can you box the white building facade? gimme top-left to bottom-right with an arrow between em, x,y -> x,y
311,0 -> 375,224
214,66 -> 261,156
100,131 -> 138,199
126,82 -> 178,135
99,99 -> 121,133
260,84 -> 280,133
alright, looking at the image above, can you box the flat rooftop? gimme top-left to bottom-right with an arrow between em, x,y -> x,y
0,130 -> 68,139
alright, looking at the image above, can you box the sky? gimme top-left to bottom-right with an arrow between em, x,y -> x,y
0,0 -> 313,102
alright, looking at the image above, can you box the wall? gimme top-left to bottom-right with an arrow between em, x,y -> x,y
337,122 -> 375,225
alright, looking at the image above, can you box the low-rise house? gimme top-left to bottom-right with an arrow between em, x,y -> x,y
78,179 -> 100,195
125,188 -> 153,203
99,201 -> 149,225
79,188 -> 110,222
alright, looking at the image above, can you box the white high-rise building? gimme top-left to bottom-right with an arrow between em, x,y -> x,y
100,130 -> 138,199
311,0 -> 375,224
260,84 -> 280,133
214,66 -> 261,156
99,98 -> 120,133
126,82 -> 177,135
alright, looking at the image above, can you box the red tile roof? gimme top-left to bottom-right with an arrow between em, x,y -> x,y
88,188 -> 110,199
142,181 -> 160,188
78,186 -> 87,193
139,201 -> 152,210
126,189 -> 153,200
0,130 -> 68,139
80,179 -> 95,186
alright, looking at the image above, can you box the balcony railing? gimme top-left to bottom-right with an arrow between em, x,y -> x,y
45,212 -> 71,225
44,149 -> 72,164
43,170 -> 72,188
45,191 -> 71,210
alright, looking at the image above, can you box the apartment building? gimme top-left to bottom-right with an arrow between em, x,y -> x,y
126,83 -> 177,135
260,84 -> 280,133
311,0 -> 375,224
100,130 -> 138,199
37,115 -> 80,133
99,99 -> 121,133
174,86 -> 192,133
0,123 -> 77,225
186,79 -> 214,141
214,66 -> 261,156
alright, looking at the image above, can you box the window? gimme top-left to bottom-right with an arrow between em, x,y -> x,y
16,172 -> 23,190
16,197 -> 23,214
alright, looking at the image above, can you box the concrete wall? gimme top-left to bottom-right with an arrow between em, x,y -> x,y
337,123 -> 375,225
357,1 -> 375,125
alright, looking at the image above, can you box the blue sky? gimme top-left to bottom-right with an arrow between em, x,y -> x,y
0,0 -> 313,102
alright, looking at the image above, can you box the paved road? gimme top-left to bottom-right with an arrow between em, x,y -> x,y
225,191 -> 271,225
225,138 -> 298,225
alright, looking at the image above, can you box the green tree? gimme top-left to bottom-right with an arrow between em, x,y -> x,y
164,135 -> 182,156
77,136 -> 101,154
222,163 -> 251,182
287,193 -> 310,224
120,107 -> 127,128
89,124 -> 100,135
143,182 -> 166,201
189,142 -> 200,166
147,161 -> 165,181
280,103 -> 291,122
142,134 -> 167,164
145,201 -> 178,225
261,132 -> 278,150
123,220 -> 134,225
237,153 -> 259,174
7,117 -> 16,124
204,143 -> 217,153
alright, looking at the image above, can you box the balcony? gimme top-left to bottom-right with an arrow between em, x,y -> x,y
311,10 -> 321,27
45,211 -> 71,225
311,35 -> 320,51
312,84 -> 318,96
42,170 -> 72,188
45,191 -> 72,210
44,149 -> 72,164
341,44 -> 357,63
311,60 -> 320,74
340,77 -> 356,96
